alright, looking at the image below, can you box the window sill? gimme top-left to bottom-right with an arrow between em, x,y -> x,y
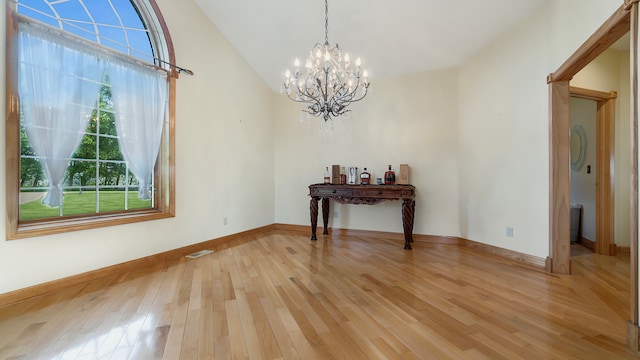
7,210 -> 175,240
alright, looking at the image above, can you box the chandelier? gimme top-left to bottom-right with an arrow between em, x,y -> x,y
282,0 -> 370,122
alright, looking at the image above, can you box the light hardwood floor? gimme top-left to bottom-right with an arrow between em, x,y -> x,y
0,230 -> 637,359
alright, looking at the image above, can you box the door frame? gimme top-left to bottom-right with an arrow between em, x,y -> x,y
547,0 -> 639,351
570,86 -> 617,256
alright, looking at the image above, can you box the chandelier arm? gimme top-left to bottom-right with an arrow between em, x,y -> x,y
303,109 -> 324,118
339,80 -> 369,102
328,69 -> 362,95
332,83 -> 351,99
326,85 -> 347,108
337,90 -> 367,105
323,70 -> 330,107
332,86 -> 360,105
296,89 -> 322,114
286,82 -> 323,107
285,91 -> 316,104
330,93 -> 366,113
349,83 -> 370,102
292,80 -> 317,101
348,90 -> 369,103
326,95 -> 351,116
313,77 -> 328,110
295,81 -> 325,108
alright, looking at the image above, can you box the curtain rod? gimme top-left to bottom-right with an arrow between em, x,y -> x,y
154,58 -> 194,76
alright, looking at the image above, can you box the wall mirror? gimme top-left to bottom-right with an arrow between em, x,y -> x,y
570,125 -> 586,171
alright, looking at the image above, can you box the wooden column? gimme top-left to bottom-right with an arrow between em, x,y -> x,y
596,92 -> 617,255
548,80 -> 572,275
629,0 -> 640,352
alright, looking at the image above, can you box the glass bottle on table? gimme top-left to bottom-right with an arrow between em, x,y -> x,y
324,166 -> 331,184
360,167 -> 371,185
384,165 -> 396,185
340,167 -> 347,184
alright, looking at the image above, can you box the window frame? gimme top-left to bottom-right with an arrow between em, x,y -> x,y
5,0 -> 177,239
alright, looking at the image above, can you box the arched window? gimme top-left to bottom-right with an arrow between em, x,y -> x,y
6,0 -> 176,239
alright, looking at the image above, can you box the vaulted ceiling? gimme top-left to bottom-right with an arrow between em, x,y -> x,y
193,0 -> 546,90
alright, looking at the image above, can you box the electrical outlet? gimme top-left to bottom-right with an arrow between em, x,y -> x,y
223,217 -> 228,226
506,227 -> 513,237
333,211 -> 339,219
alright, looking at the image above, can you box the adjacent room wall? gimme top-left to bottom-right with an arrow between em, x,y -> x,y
617,47 -> 632,248
0,0 -> 275,293
569,97 -> 597,242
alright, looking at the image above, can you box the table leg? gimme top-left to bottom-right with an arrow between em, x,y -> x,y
310,197 -> 319,240
402,199 -> 415,250
322,198 -> 330,235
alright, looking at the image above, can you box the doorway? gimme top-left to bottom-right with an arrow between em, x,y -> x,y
547,2 -> 638,351
547,6 -> 629,275
569,87 -> 617,257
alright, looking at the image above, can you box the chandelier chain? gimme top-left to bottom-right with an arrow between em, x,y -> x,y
324,0 -> 329,44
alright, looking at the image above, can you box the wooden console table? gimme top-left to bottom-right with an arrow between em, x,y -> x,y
308,184 -> 416,249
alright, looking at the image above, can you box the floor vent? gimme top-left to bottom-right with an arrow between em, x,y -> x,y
185,250 -> 214,259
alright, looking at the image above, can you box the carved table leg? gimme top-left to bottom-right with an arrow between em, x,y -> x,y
322,197 -> 330,235
310,197 -> 319,240
402,199 -> 415,250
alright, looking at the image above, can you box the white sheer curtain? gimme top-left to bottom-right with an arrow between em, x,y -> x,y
18,22 -> 106,207
107,61 -> 168,200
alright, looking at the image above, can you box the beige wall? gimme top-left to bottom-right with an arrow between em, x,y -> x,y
0,0 -> 275,293
273,69 -> 461,237
547,1 -> 623,67
456,0 -> 621,258
457,3 -> 552,258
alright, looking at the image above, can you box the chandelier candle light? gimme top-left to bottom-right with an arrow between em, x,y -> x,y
282,0 -> 370,122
